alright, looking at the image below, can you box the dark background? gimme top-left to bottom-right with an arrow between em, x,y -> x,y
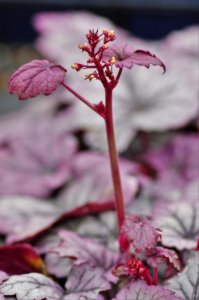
0,0 -> 199,42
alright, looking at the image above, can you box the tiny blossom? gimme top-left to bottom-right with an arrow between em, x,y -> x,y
102,43 -> 166,71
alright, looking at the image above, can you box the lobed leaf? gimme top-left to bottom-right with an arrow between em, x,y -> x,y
62,211 -> 119,251
44,253 -> 72,278
153,201 -> 199,250
0,193 -> 114,244
0,121 -> 77,198
0,196 -> 60,244
64,264 -> 110,300
52,229 -> 119,281
102,43 -> 166,72
113,280 -> 183,300
164,25 -> 199,57
58,151 -> 139,209
166,252 -> 199,300
120,215 -> 161,252
8,60 -> 66,100
146,246 -> 181,274
145,134 -> 199,188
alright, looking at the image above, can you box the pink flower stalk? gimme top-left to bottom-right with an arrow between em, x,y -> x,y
8,29 -> 165,232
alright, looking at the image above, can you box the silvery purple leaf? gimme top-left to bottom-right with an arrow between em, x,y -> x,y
0,272 -> 8,284
166,252 -> 199,300
0,97 -> 58,143
52,229 -> 119,281
153,201 -> 199,250
0,273 -> 8,300
152,178 -> 198,206
64,264 -> 110,300
146,246 -> 181,272
120,215 -> 161,252
0,196 -> 60,243
0,273 -> 63,300
0,110 -> 29,142
164,25 -> 199,57
0,121 -> 77,197
65,211 -> 119,251
45,253 -> 72,278
146,134 -> 199,187
35,228 -> 117,279
34,232 -> 73,278
113,280 -> 183,300
35,232 -> 61,255
8,60 -> 66,100
145,135 -> 199,206
58,151 -> 139,209
102,43 -> 165,71
119,63 -> 198,131
0,185 -> 116,244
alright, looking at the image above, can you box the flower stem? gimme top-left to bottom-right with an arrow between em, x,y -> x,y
196,237 -> 199,251
105,87 -> 125,229
153,267 -> 158,285
62,82 -> 104,118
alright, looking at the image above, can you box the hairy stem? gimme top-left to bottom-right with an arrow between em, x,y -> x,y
105,88 -> 125,229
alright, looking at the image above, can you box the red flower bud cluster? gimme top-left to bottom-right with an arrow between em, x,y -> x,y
127,256 -> 152,283
71,28 -> 118,88
113,255 -> 153,285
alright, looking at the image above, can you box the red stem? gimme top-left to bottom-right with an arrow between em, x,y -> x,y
62,82 -> 104,118
153,267 -> 158,285
63,43 -> 125,230
105,87 -> 125,229
115,68 -> 123,85
196,237 -> 199,251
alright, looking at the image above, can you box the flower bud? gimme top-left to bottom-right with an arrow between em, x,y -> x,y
103,29 -> 115,40
102,43 -> 109,50
71,63 -> 82,71
108,30 -> 115,38
109,56 -> 116,65
85,73 -> 95,81
79,43 -> 89,51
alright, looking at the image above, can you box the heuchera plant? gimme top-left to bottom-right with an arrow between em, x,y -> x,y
3,29 -> 192,299
8,29 -> 165,230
